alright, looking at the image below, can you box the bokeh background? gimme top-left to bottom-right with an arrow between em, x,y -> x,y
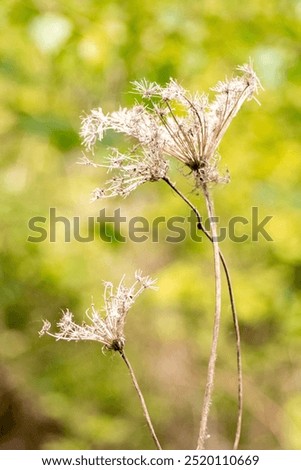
1,0 -> 301,450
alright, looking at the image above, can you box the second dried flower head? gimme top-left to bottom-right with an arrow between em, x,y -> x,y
39,271 -> 157,352
80,62 -> 261,199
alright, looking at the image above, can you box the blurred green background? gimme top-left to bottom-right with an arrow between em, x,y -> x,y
1,0 -> 301,450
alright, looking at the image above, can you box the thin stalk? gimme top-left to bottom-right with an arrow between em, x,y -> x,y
119,349 -> 162,450
163,176 -> 242,449
196,183 -> 222,449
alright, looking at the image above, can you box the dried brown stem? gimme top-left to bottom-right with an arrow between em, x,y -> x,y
195,183 -> 222,449
119,349 -> 162,450
163,176 -> 242,449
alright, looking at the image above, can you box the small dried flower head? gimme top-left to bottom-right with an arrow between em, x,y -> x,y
80,108 -> 107,153
89,148 -> 169,200
39,272 -> 157,352
131,79 -> 162,99
80,62 -> 261,191
80,104 -> 169,198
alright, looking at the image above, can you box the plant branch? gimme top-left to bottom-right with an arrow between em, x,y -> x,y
163,176 -> 242,449
119,349 -> 162,450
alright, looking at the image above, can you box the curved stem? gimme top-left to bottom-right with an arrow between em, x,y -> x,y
163,176 -> 242,449
119,349 -> 162,450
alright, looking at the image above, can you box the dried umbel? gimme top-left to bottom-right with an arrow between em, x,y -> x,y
80,62 -> 261,196
39,271 -> 157,352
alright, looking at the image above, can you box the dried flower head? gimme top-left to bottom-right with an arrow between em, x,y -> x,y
80,104 -> 169,199
80,62 -> 261,192
132,62 -> 261,187
39,271 -> 157,352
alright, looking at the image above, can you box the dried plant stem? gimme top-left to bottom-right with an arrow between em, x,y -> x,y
119,349 -> 162,450
230,277 -> 242,450
195,183 -> 222,449
163,176 -> 242,449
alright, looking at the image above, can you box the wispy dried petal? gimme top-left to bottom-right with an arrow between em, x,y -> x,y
39,319 -> 51,337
